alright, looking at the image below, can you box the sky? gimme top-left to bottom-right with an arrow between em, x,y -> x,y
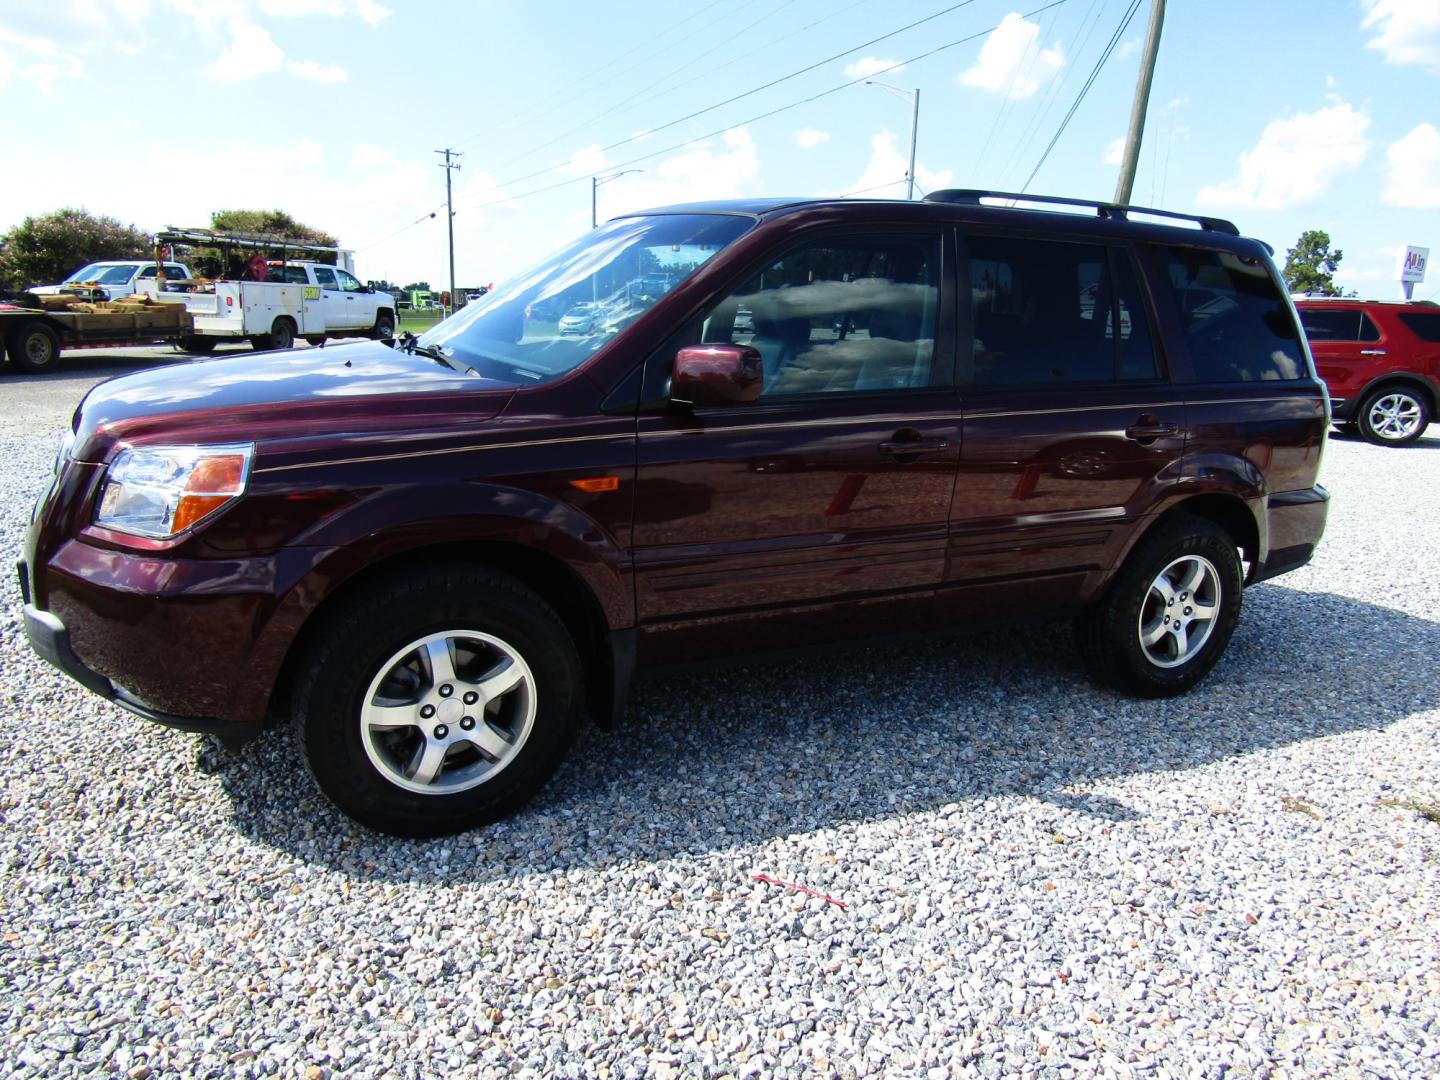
1,0 -> 1437,298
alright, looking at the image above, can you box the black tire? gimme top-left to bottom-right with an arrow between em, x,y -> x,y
178,336 -> 217,354
1355,385 -> 1430,446
268,317 -> 296,351
372,311 -> 396,340
6,320 -> 62,374
304,336 -> 327,347
293,564 -> 583,837
1076,514 -> 1243,697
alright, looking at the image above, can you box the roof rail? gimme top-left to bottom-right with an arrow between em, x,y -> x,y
923,189 -> 1240,236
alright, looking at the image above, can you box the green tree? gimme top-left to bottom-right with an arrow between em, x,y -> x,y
0,208 -> 152,290
1283,229 -> 1345,296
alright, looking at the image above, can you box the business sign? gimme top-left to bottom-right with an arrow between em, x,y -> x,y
1398,245 -> 1429,284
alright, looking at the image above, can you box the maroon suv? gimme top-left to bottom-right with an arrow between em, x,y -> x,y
20,191 -> 1330,836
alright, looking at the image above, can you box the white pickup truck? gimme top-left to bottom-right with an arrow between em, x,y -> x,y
141,261 -> 396,352
31,260 -> 194,301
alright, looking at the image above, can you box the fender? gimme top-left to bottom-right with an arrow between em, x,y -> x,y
242,481 -> 633,718
1344,370 -> 1439,418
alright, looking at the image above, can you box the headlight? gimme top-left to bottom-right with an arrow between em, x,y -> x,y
96,443 -> 253,539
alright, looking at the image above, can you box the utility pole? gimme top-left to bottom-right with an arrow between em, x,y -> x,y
906,87 -> 920,200
436,148 -> 462,314
1113,0 -> 1165,206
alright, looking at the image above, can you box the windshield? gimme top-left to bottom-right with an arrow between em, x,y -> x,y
67,263 -> 138,285
419,213 -> 753,384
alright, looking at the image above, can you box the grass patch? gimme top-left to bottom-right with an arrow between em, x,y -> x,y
1280,795 -> 1321,820
1379,796 -> 1440,824
397,310 -> 444,334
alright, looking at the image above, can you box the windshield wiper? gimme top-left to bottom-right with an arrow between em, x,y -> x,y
406,338 -> 476,376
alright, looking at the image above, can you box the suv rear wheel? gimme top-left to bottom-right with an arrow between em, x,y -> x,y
1076,514 -> 1243,697
293,564 -> 582,836
1356,386 -> 1430,446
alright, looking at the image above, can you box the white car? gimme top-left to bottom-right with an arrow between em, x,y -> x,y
558,302 -> 608,336
31,261 -> 192,301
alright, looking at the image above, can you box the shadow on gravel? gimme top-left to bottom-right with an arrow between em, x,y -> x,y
1326,427 -> 1440,449
212,583 -> 1440,880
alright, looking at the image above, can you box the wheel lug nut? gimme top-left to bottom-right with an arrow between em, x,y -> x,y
463,691 -> 479,705
1167,598 -> 1174,606
433,724 -> 448,739
420,704 -> 435,719
1184,607 -> 1192,616
460,716 -> 475,730
439,684 -> 454,697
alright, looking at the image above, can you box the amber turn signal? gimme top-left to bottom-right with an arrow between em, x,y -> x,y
568,475 -> 620,493
172,453 -> 250,533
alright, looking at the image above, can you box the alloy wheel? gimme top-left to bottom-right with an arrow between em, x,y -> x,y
1137,555 -> 1221,669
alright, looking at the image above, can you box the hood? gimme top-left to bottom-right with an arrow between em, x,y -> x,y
72,339 -> 517,462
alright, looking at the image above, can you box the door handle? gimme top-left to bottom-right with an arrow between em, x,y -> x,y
1359,349 -> 1386,356
1124,421 -> 1179,442
878,437 -> 950,456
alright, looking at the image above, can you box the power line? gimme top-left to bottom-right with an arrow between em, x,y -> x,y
460,0 -> 984,203
358,0 -> 1070,251
1020,0 -> 1141,193
445,1 -> 1069,217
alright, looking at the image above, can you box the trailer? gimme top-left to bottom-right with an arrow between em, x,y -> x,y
1,299 -> 193,374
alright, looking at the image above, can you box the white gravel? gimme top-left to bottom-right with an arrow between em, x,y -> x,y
2,401 -> 1437,1077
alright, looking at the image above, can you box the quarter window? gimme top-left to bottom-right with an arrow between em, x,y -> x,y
1398,311 -> 1440,342
1158,247 -> 1304,382
701,235 -> 941,397
966,236 -> 1158,385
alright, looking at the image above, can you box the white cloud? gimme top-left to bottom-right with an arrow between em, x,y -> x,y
1196,103 -> 1370,209
1102,136 -> 1125,166
843,56 -> 904,79
288,58 -> 348,83
1361,0 -> 1440,71
198,18 -> 284,80
565,145 -> 610,177
794,128 -> 831,149
838,130 -> 953,199
960,13 -> 1064,99
1383,123 -> 1440,208
594,128 -> 760,222
0,26 -> 85,93
352,143 -> 394,168
257,0 -> 392,25
1115,37 -> 1142,59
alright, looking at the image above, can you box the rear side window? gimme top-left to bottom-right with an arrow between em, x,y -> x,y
966,236 -> 1158,385
1300,309 -> 1382,342
1159,246 -> 1304,382
1398,311 -> 1440,342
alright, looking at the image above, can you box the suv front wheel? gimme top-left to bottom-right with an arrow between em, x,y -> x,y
1077,515 -> 1243,697
294,564 -> 582,836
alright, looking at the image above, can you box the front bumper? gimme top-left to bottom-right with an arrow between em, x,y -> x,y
16,558 -> 280,743
20,595 -> 255,737
1329,397 -> 1352,421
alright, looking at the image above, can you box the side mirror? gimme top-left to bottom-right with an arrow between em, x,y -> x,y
671,344 -> 764,407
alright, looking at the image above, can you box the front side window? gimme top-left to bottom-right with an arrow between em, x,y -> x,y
699,234 -> 941,396
1158,246 -> 1304,382
335,268 -> 363,291
422,213 -> 752,385
967,236 -> 1157,385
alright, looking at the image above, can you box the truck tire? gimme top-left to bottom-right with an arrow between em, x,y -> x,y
178,336 -> 217,354
372,311 -> 396,340
6,320 -> 62,374
252,317 -> 296,352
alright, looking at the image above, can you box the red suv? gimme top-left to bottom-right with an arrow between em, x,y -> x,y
1296,298 -> 1440,446
20,191 -> 1331,835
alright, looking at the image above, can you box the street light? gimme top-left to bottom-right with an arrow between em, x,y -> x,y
592,169 -> 644,228
864,80 -> 921,200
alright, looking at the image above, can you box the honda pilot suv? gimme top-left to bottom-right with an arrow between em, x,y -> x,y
19,191 -> 1331,836
1295,297 -> 1439,446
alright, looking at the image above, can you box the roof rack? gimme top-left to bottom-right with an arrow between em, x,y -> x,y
923,189 -> 1240,237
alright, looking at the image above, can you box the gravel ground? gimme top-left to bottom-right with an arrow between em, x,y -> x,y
1,386 -> 1437,1077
